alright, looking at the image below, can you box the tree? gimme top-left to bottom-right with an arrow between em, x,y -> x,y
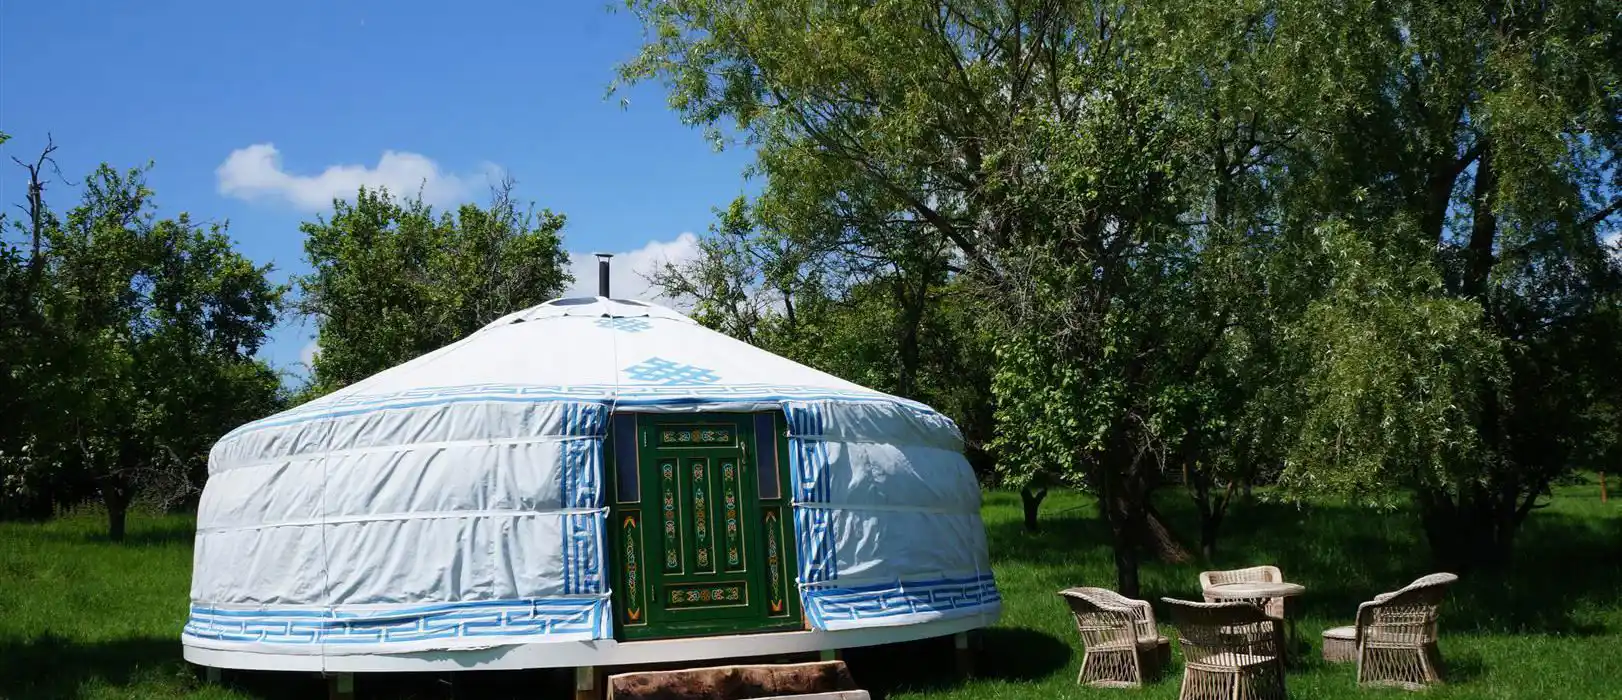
622,0 -> 1283,592
22,162 -> 285,538
1,133 -> 70,519
296,181 -> 571,395
650,192 -> 999,475
621,0 -> 1622,585
1276,0 -> 1622,569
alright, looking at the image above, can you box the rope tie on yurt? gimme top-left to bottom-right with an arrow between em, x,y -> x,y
598,305 -> 623,630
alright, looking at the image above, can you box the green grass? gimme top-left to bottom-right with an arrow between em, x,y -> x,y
3,481 -> 1620,699
854,481 -> 1622,700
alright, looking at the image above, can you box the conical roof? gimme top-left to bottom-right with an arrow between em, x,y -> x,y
231,296 -> 919,440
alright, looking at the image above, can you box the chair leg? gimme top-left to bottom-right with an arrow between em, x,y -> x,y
1356,642 -> 1367,685
1237,665 -> 1279,700
1421,642 -> 1443,684
1077,649 -> 1092,684
1414,644 -> 1442,686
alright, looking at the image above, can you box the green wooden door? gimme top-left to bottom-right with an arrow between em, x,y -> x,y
606,412 -> 801,640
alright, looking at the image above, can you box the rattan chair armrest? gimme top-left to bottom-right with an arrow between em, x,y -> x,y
1354,599 -> 1382,645
1135,599 -> 1158,634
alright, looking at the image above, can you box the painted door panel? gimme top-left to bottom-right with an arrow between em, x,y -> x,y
607,412 -> 800,640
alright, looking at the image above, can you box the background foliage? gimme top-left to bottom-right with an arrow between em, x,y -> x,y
620,0 -> 1622,589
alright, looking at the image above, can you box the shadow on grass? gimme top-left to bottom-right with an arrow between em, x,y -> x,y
0,632 -> 313,700
1441,649 -> 1488,685
0,633 -> 162,700
986,494 -> 1622,638
0,632 -> 580,700
32,517 -> 197,548
842,627 -> 1071,700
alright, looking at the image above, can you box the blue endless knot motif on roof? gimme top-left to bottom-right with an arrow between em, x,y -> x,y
595,317 -> 652,333
623,357 -> 721,385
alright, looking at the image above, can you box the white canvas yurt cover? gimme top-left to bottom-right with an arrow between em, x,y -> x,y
184,297 -> 999,655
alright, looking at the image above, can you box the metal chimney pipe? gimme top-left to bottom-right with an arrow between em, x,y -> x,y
594,253 -> 613,297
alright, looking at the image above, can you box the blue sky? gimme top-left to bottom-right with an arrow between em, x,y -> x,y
2,1 -> 753,382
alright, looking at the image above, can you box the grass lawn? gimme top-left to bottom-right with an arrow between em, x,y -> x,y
3,479 -> 1620,699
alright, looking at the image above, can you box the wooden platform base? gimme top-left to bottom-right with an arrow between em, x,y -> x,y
185,612 -> 991,673
606,661 -> 859,700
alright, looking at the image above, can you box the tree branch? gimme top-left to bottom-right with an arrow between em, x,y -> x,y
1579,195 -> 1622,230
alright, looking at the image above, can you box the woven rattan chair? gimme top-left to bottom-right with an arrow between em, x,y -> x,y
1321,573 -> 1459,689
1163,598 -> 1286,700
1199,565 -> 1288,618
1058,587 -> 1171,688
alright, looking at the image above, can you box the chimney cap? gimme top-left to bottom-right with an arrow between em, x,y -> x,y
593,252 -> 614,261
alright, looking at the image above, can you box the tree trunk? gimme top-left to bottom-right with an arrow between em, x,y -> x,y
1199,515 -> 1220,560
894,277 -> 926,399
1419,142 -> 1481,248
1185,451 -> 1226,560
1112,533 -> 1141,598
1102,478 -> 1146,597
1463,144 -> 1498,298
897,318 -> 920,398
1141,503 -> 1192,564
1417,487 -> 1517,572
103,485 -> 130,542
1019,485 -> 1048,533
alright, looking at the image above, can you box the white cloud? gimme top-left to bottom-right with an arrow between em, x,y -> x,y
564,233 -> 702,308
298,338 -> 320,368
216,143 -> 497,212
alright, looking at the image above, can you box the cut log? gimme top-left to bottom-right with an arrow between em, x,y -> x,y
763,693 -> 869,700
606,661 -> 859,700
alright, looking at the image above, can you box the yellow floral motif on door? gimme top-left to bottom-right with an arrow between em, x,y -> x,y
722,461 -> 742,570
691,462 -> 711,570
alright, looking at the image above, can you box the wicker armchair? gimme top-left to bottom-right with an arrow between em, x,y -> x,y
1163,599 -> 1287,700
1199,565 -> 1288,618
1321,573 -> 1458,689
1058,587 -> 1171,688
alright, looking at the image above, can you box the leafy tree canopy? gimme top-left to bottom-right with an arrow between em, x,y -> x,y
296,183 -> 572,397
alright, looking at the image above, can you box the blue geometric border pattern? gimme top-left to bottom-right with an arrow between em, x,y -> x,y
622,357 -> 721,386
562,511 -> 604,597
220,384 -> 934,440
784,401 -> 836,585
594,317 -> 653,333
558,402 -> 607,510
559,402 -> 608,597
802,574 -> 1001,629
182,597 -> 611,646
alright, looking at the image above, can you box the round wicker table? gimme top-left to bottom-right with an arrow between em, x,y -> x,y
1202,581 -> 1307,662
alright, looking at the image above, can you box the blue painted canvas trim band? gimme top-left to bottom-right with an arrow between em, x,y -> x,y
220,384 -> 933,439
182,597 -> 609,646
801,574 -> 1000,628
784,401 -> 837,587
559,403 -> 608,597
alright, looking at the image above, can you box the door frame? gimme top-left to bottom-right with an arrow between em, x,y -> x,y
605,410 -> 803,641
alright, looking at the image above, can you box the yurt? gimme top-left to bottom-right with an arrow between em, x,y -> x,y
182,276 -> 1000,680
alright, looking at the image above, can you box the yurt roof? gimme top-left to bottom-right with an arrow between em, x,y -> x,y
228,296 -> 929,441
